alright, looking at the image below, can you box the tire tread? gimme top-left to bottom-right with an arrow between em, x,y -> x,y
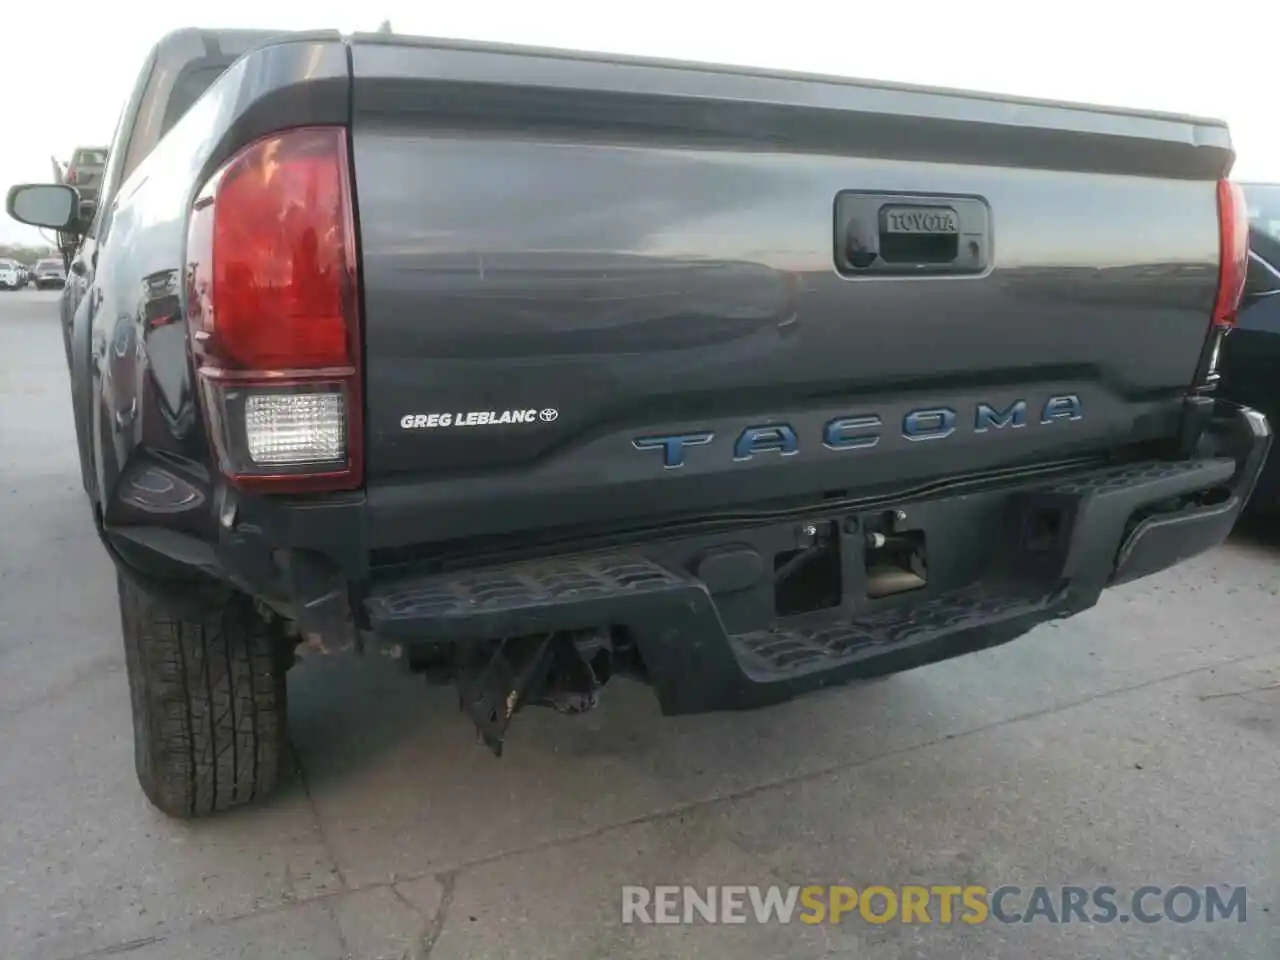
118,576 -> 286,818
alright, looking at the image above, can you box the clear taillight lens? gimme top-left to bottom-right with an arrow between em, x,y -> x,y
245,392 -> 346,465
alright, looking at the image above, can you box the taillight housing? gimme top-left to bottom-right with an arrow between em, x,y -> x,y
186,126 -> 362,492
1212,179 -> 1249,329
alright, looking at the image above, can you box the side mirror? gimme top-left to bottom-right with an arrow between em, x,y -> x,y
6,183 -> 80,232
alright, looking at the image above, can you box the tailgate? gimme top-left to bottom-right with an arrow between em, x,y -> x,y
348,36 -> 1233,549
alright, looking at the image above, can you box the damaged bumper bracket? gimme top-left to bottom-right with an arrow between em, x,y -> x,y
457,631 -> 611,756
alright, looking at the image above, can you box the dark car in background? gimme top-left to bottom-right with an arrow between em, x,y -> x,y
31,256 -> 66,290
1219,183 -> 1280,512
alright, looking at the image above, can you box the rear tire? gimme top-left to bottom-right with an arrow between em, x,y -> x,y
117,574 -> 289,818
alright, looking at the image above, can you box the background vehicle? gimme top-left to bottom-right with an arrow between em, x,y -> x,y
1219,183 -> 1280,513
30,256 -> 66,289
0,259 -> 23,289
63,146 -> 108,200
5,28 -> 1270,820
47,149 -> 108,261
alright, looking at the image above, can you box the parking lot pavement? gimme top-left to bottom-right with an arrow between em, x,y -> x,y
1,288 -> 1277,960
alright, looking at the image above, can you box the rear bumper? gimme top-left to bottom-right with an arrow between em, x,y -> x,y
361,401 -> 1270,714
105,399 -> 1269,714
1239,402 -> 1280,514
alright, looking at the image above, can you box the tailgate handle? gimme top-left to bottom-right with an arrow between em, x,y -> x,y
835,192 -> 991,279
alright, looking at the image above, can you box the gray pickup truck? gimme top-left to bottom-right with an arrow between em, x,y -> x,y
5,27 -> 1270,819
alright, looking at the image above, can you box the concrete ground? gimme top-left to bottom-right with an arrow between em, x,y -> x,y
1,287 -> 1277,959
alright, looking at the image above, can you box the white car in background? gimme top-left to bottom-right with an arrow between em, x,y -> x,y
0,259 -> 25,290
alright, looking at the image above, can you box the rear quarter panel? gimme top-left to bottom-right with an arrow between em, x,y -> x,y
84,35 -> 349,530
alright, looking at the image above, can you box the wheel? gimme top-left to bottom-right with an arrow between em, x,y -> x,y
117,573 -> 289,818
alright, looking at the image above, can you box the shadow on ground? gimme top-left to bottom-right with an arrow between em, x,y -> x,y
1229,508 -> 1280,553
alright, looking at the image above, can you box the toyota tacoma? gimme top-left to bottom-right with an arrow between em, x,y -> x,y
6,27 -> 1271,818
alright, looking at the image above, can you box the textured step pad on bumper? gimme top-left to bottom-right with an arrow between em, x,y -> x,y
1047,458 -> 1235,497
365,552 -> 1059,688
367,554 -> 693,639
731,583 -> 1058,680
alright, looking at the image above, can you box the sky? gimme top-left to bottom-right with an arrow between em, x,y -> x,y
2,0 -> 1277,245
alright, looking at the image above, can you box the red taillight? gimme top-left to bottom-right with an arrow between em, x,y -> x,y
1212,179 -> 1249,329
186,126 -> 362,493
